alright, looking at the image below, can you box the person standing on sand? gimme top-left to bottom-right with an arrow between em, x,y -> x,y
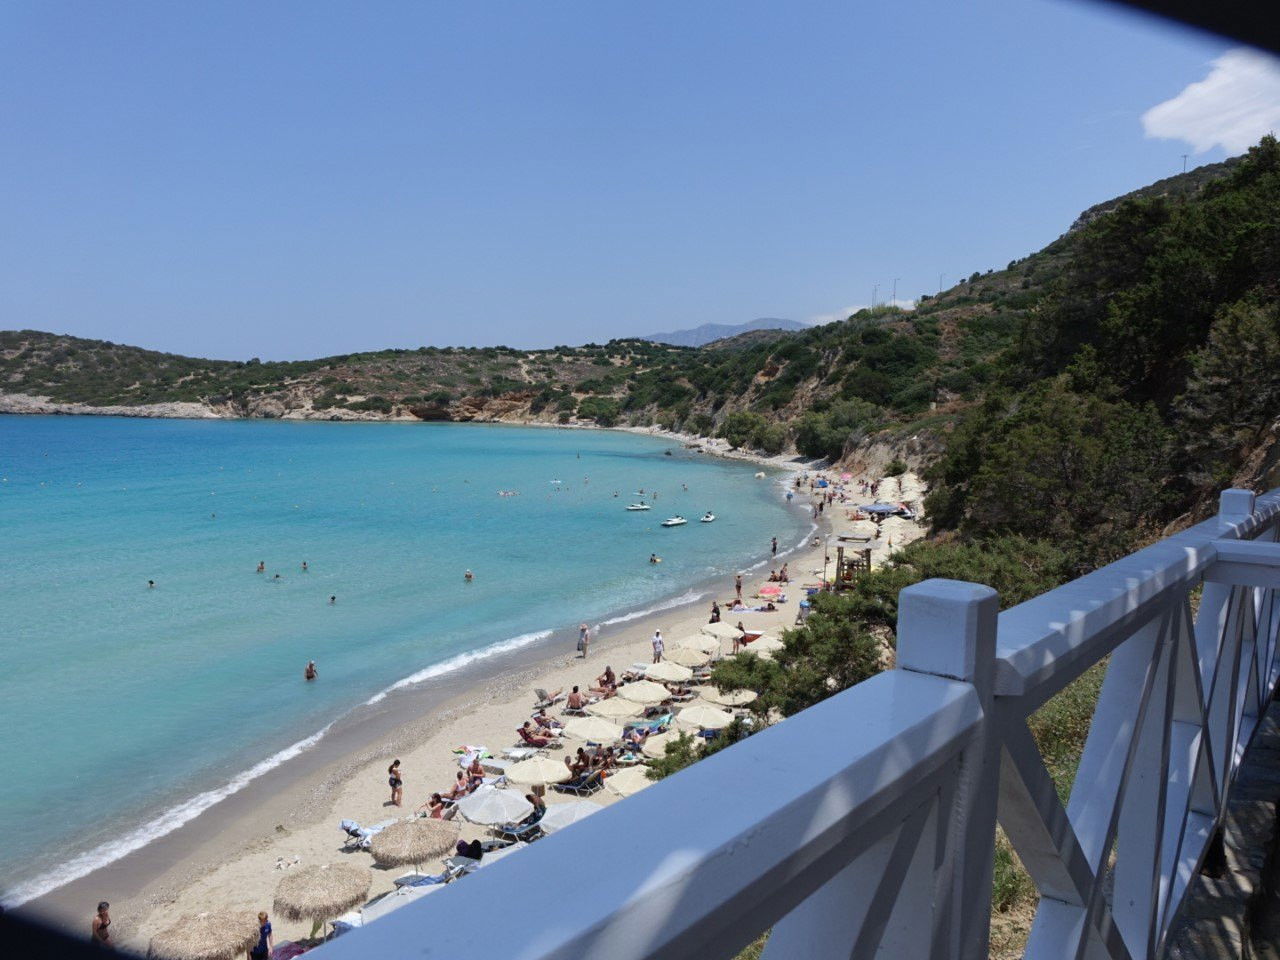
577,623 -> 590,658
91,901 -> 112,948
388,760 -> 403,806
250,911 -> 273,960
651,629 -> 665,664
735,573 -> 743,601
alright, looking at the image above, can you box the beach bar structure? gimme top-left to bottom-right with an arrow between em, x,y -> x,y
313,487 -> 1280,958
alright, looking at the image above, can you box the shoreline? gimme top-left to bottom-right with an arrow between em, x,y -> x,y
15,463 -> 828,946
24,514 -> 829,952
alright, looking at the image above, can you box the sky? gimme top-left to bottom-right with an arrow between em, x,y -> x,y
2,1 -> 1277,361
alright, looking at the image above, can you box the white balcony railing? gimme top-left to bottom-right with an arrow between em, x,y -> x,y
317,487 -> 1280,960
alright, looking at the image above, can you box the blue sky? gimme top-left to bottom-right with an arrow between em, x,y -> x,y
1,1 -> 1273,360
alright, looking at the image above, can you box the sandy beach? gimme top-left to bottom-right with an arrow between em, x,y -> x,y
23,463 -> 927,954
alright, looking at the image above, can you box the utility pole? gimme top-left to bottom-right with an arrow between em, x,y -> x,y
872,284 -> 879,309
1182,154 -> 1188,173
939,273 -> 946,294
892,277 -> 901,307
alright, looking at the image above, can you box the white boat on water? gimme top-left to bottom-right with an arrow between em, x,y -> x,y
626,503 -> 652,511
661,516 -> 688,527
700,512 -> 716,523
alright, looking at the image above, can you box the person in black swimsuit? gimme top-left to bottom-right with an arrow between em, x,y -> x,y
91,901 -> 111,948
388,759 -> 403,806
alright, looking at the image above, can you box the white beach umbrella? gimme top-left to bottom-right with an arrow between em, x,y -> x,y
563,715 -> 624,742
677,704 -> 735,730
646,661 -> 693,683
743,636 -> 785,660
697,686 -> 759,707
538,800 -> 604,835
456,785 -> 533,826
618,680 -> 671,705
604,766 -> 654,798
586,697 -> 645,719
505,756 -> 571,786
701,622 -> 740,641
666,648 -> 710,668
641,729 -> 688,760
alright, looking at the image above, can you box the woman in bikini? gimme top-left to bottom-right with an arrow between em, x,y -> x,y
590,666 -> 617,698
418,792 -> 447,819
387,760 -> 404,806
443,770 -> 470,800
91,901 -> 112,948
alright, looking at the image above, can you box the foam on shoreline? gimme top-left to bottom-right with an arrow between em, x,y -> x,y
1,723 -> 336,909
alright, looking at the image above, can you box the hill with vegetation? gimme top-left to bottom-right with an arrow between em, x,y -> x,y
5,138 -> 1278,557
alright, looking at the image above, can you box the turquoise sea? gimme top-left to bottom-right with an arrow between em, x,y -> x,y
0,416 -> 809,906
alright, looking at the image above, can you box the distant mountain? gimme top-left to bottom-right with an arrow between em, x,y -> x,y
638,317 -> 809,348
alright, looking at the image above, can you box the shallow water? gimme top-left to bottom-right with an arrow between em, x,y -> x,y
0,416 -> 808,904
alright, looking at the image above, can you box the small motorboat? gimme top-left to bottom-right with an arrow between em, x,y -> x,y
661,516 -> 688,527
700,512 -> 716,523
626,503 -> 652,511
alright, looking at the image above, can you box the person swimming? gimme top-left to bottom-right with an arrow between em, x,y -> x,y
272,573 -> 281,581
649,553 -> 661,564
257,561 -> 265,574
464,569 -> 474,582
301,561 -> 308,572
147,580 -> 155,589
304,661 -> 317,681
329,595 -> 336,604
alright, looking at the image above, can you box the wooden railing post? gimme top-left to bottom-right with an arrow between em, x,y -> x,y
897,578 -> 1000,960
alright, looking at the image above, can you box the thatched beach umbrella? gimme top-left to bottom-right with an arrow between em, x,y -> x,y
147,910 -> 260,960
646,661 -> 693,683
604,766 -> 654,798
618,680 -> 671,705
369,818 -> 460,872
678,704 -> 735,731
563,715 -> 624,743
273,862 -> 372,934
586,696 -> 644,719
666,648 -> 709,668
506,755 -> 571,785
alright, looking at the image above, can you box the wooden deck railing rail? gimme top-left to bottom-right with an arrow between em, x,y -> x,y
317,487 -> 1280,960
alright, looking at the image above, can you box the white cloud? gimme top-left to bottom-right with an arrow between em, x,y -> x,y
809,305 -> 865,326
1142,48 -> 1280,154
808,299 -> 916,326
